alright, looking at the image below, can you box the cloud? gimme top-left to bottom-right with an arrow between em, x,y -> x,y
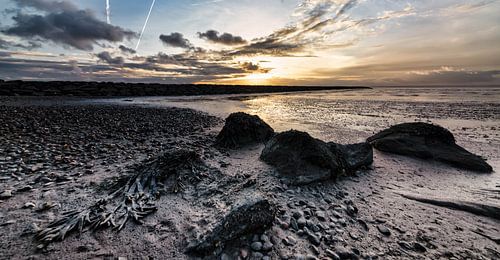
240,61 -> 271,73
96,51 -> 124,65
0,37 -> 41,50
159,33 -> 193,49
12,0 -> 78,12
198,30 -> 247,45
3,0 -> 137,50
119,45 -> 136,55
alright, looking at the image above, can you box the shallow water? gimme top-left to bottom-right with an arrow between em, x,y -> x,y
101,87 -> 500,204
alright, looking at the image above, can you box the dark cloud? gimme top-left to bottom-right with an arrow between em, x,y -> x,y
119,45 -> 136,55
3,0 -> 137,50
0,37 -> 41,50
159,33 -> 193,49
198,30 -> 247,45
405,70 -> 500,84
0,51 -> 11,57
96,51 -> 124,65
240,62 -> 270,73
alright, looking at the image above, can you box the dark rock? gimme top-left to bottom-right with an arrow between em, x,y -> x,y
260,130 -> 347,185
283,236 -> 297,246
334,247 -> 359,260
367,122 -> 493,172
377,225 -> 391,236
186,197 -> 276,256
328,142 -> 373,172
413,242 -> 427,252
0,190 -> 13,200
262,241 -> 273,251
216,112 -> 274,148
251,241 -> 263,251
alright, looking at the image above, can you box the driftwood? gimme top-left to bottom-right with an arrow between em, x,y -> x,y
400,193 -> 500,220
36,149 -> 207,247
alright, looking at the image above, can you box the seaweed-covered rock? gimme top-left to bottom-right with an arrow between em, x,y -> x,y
367,122 -> 493,173
186,197 -> 276,256
216,112 -> 274,148
329,142 -> 373,171
260,130 -> 347,185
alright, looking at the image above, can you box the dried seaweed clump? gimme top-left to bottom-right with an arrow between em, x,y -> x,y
36,148 -> 208,247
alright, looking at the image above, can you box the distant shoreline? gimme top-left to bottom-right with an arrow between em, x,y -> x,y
0,80 -> 370,97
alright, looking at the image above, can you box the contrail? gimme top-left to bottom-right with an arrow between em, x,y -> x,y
135,0 -> 156,51
106,0 -> 110,24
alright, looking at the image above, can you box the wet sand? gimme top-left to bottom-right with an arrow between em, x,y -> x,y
0,88 -> 499,259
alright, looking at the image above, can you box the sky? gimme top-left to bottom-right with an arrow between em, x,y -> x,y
0,0 -> 499,86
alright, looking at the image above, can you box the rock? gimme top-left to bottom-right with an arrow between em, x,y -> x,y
398,241 -> 413,250
262,241 -> 273,251
315,211 -> 326,221
251,252 -> 264,259
325,249 -> 341,260
260,130 -> 347,185
377,225 -> 391,236
186,197 -> 276,256
367,122 -> 493,172
216,112 -> 274,148
0,190 -> 13,200
328,142 -> 373,172
413,242 -> 427,252
251,241 -> 263,251
22,202 -> 36,209
334,247 -> 359,260
283,236 -> 297,246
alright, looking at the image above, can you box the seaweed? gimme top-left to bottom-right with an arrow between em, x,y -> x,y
35,148 -> 208,247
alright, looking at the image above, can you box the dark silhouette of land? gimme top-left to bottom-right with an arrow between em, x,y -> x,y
0,79 -> 370,96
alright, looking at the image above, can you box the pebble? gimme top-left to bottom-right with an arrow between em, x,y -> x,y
0,190 -> 13,200
310,245 -> 320,255
251,241 -> 263,251
398,241 -> 412,250
325,249 -> 341,260
315,211 -> 326,221
240,248 -> 249,258
377,225 -> 391,236
293,211 -> 303,219
23,202 -> 36,209
290,218 -> 299,230
251,252 -> 264,259
17,185 -> 33,192
262,241 -> 273,251
283,236 -> 297,246
297,217 -> 307,228
413,242 -> 427,252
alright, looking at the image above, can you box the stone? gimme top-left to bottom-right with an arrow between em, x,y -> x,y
367,122 -> 493,172
377,225 -> 391,236
284,236 -> 297,246
260,130 -> 346,185
186,197 -> 276,256
251,242 -> 263,251
325,249 -> 341,260
216,112 -> 275,149
262,241 -> 273,251
315,211 -> 326,221
328,142 -> 373,172
0,190 -> 13,200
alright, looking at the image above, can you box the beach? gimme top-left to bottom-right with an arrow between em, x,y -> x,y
0,87 -> 499,260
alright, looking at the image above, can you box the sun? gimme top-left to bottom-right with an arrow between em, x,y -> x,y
241,73 -> 275,85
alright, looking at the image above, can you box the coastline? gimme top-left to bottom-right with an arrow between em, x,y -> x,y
0,89 -> 499,259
